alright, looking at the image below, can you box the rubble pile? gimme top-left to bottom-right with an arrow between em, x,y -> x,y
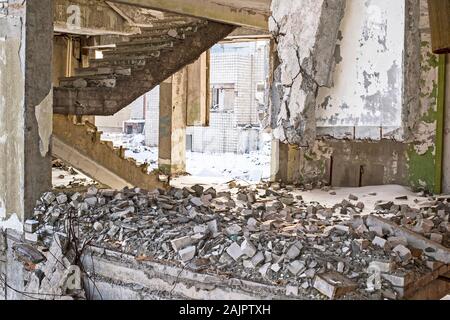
27,183 -> 449,300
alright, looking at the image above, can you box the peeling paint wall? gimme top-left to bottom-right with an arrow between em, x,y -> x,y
316,0 -> 405,140
273,0 -> 440,192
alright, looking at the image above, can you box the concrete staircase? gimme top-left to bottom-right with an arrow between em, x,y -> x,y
54,19 -> 235,116
52,115 -> 167,190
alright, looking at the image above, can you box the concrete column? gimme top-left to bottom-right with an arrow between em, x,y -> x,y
0,0 -> 53,222
443,54 -> 450,193
158,69 -> 187,175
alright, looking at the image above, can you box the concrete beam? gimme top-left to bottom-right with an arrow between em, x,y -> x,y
54,0 -> 139,35
0,0 -> 53,222
107,0 -> 270,30
158,70 -> 187,175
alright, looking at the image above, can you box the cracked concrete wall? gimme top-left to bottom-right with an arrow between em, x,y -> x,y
0,0 -> 53,222
316,0 -> 405,141
269,0 -> 346,146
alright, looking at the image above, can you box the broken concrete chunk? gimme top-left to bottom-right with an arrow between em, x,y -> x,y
241,239 -> 257,258
375,201 -> 394,211
372,236 -> 388,250
226,242 -> 243,261
179,246 -> 196,262
42,192 -> 56,205
226,224 -> 242,236
313,272 -> 357,300
24,220 -> 39,234
349,194 -> 359,201
393,245 -> 412,263
288,260 -> 306,276
207,220 -> 218,234
369,260 -> 396,273
286,244 -> 301,259
247,217 -> 259,231
170,236 -> 193,252
251,251 -> 265,268
93,222 -> 103,232
193,224 -> 208,234
190,197 -> 203,207
387,236 -> 408,248
355,224 -> 369,235
243,259 -> 253,269
271,263 -> 281,273
13,243 -> 46,264
413,219 -> 434,234
430,233 -> 443,244
286,285 -> 299,297
369,226 -> 383,237
56,194 -> 68,204
84,197 -> 98,207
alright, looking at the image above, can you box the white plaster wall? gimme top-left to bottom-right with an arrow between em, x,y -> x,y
316,0 -> 405,140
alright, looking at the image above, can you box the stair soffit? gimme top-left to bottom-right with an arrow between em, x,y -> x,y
106,0 -> 270,30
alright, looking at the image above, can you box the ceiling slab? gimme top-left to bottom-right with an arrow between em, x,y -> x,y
107,0 -> 271,30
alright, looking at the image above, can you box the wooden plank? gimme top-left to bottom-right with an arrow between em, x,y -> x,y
428,0 -> 450,54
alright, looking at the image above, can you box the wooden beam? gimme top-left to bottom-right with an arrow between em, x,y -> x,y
107,0 -> 270,30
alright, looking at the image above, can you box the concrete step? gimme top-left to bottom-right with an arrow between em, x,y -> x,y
102,43 -> 174,57
74,66 -> 131,77
89,56 -> 150,68
129,22 -> 207,40
59,74 -> 117,89
140,21 -> 203,33
116,37 -> 180,47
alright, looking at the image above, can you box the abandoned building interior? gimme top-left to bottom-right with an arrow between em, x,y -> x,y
0,0 -> 450,301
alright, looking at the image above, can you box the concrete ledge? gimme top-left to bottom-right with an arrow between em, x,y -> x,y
81,246 -> 303,300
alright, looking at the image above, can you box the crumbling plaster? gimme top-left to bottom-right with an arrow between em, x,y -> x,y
271,0 -> 440,192
268,0 -> 346,146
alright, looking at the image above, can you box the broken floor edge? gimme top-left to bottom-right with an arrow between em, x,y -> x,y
80,244 -> 449,300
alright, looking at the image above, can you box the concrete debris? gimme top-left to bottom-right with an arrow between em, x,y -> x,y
27,184 -> 450,300
179,246 -> 196,262
393,245 -> 412,263
313,272 -> 358,300
286,285 -> 299,297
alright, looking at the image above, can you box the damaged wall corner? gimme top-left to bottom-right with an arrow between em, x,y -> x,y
268,0 -> 441,193
268,0 -> 346,147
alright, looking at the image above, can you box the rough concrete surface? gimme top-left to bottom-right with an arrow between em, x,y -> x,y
269,0 -> 346,146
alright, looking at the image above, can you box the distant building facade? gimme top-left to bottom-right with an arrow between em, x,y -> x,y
98,41 -> 269,155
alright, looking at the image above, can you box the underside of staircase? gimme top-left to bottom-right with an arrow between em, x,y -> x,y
54,18 -> 236,116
